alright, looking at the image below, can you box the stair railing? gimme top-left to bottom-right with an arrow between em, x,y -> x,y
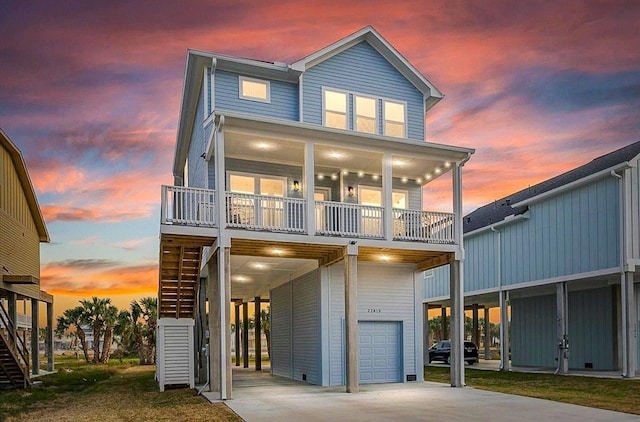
0,301 -> 30,381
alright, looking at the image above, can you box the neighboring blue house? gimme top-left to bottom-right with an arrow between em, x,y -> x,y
157,26 -> 475,396
424,141 -> 640,378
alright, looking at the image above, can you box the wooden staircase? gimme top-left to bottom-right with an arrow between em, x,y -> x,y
0,303 -> 30,389
159,235 -> 214,319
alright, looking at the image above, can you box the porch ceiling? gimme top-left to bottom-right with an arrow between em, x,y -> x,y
223,130 -> 456,183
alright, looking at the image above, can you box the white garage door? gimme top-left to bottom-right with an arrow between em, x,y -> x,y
359,321 -> 402,384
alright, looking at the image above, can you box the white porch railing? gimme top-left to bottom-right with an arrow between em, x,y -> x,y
161,186 -> 455,243
225,192 -> 306,233
315,201 -> 384,238
392,208 -> 455,243
161,185 -> 217,227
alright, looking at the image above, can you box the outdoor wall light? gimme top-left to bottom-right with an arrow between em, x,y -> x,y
357,170 -> 364,178
293,180 -> 300,191
401,177 -> 408,184
347,186 -> 355,197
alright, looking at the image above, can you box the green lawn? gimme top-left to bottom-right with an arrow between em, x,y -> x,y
425,366 -> 640,415
0,355 -> 241,421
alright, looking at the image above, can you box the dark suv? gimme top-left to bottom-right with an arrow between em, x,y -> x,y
428,340 -> 478,365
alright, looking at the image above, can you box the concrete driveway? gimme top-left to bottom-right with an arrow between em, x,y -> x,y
224,368 -> 637,422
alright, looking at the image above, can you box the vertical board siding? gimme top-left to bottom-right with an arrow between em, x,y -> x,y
270,269 -> 322,384
568,287 -> 614,370
502,177 -> 619,286
214,70 -> 298,121
302,42 -> 425,141
511,295 -> 557,368
187,90 -> 208,188
630,158 -> 640,259
0,144 -> 41,281
328,262 -> 416,384
292,269 -> 321,384
423,265 -> 450,299
636,284 -> 640,369
270,282 -> 293,378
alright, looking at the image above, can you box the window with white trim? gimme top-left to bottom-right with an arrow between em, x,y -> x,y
324,89 -> 348,129
354,95 -> 377,134
239,76 -> 270,102
383,100 -> 406,138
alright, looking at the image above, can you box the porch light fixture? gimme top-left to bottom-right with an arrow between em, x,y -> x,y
293,180 -> 300,192
252,262 -> 268,269
331,174 -> 338,181
272,248 -> 284,256
317,173 -> 325,180
379,254 -> 391,261
372,174 -> 379,181
342,169 -> 349,175
425,173 -> 432,180
416,178 -> 423,184
444,161 -> 452,168
347,186 -> 355,197
401,177 -> 408,184
434,167 -> 442,174
232,275 -> 250,283
357,170 -> 364,178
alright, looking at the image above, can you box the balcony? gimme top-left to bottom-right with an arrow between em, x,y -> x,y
161,185 -> 455,244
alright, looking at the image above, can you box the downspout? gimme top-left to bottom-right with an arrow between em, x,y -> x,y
491,227 -> 505,370
611,169 -> 628,377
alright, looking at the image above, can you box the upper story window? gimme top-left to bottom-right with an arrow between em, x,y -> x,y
383,100 -> 406,138
354,95 -> 377,134
324,89 -> 348,129
239,76 -> 270,103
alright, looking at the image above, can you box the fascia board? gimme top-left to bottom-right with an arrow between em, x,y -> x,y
511,162 -> 633,208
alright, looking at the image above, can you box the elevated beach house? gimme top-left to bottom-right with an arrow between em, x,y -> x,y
157,26 -> 474,397
0,129 -> 54,388
425,141 -> 639,378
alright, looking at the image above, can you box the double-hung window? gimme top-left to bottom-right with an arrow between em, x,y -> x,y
324,89 -> 348,129
383,100 -> 406,138
239,76 -> 270,102
354,95 -> 377,134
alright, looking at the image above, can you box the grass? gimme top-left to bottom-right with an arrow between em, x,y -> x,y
0,355 -> 242,422
424,365 -> 640,415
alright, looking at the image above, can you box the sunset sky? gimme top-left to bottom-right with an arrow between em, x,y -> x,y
1,1 -> 639,321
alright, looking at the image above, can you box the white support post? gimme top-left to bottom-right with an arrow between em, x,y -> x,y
414,272 -> 424,381
214,119 -> 226,228
47,302 -> 54,371
222,246 -> 232,398
556,282 -> 569,374
621,271 -> 637,378
207,257 -> 221,396
383,152 -> 393,241
449,260 -> 464,387
484,307 -> 491,360
345,243 -> 359,393
30,299 -> 39,375
499,290 -> 510,371
304,141 -> 315,237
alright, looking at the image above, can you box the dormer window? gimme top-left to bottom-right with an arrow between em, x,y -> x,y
354,95 -> 377,134
239,76 -> 270,102
383,100 -> 406,138
323,89 -> 348,129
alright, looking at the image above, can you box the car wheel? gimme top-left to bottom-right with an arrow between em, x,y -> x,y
469,360 -> 476,365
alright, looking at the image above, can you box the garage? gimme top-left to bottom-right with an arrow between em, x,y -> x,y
359,321 -> 403,384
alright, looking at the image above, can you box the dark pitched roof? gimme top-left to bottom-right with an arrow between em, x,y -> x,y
464,141 -> 640,233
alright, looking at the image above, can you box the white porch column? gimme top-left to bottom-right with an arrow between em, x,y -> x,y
304,141 -> 315,237
499,290 -> 510,371
47,302 -> 54,372
31,299 -> 39,375
621,271 -> 637,378
214,117 -> 226,227
556,282 -> 569,374
449,260 -> 464,387
345,243 -> 359,393
383,151 -> 393,241
254,297 -> 262,371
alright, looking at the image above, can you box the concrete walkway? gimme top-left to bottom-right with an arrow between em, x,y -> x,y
224,367 -> 638,422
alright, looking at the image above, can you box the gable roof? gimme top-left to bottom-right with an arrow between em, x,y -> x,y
291,26 -> 444,111
464,140 -> 640,234
0,129 -> 50,242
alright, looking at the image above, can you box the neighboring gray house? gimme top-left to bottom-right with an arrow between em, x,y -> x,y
157,26 -> 475,397
424,141 -> 640,377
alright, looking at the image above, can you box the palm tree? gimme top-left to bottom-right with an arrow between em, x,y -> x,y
260,307 -> 270,359
99,303 -> 119,363
138,297 -> 157,364
56,306 -> 90,362
80,297 -> 111,363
